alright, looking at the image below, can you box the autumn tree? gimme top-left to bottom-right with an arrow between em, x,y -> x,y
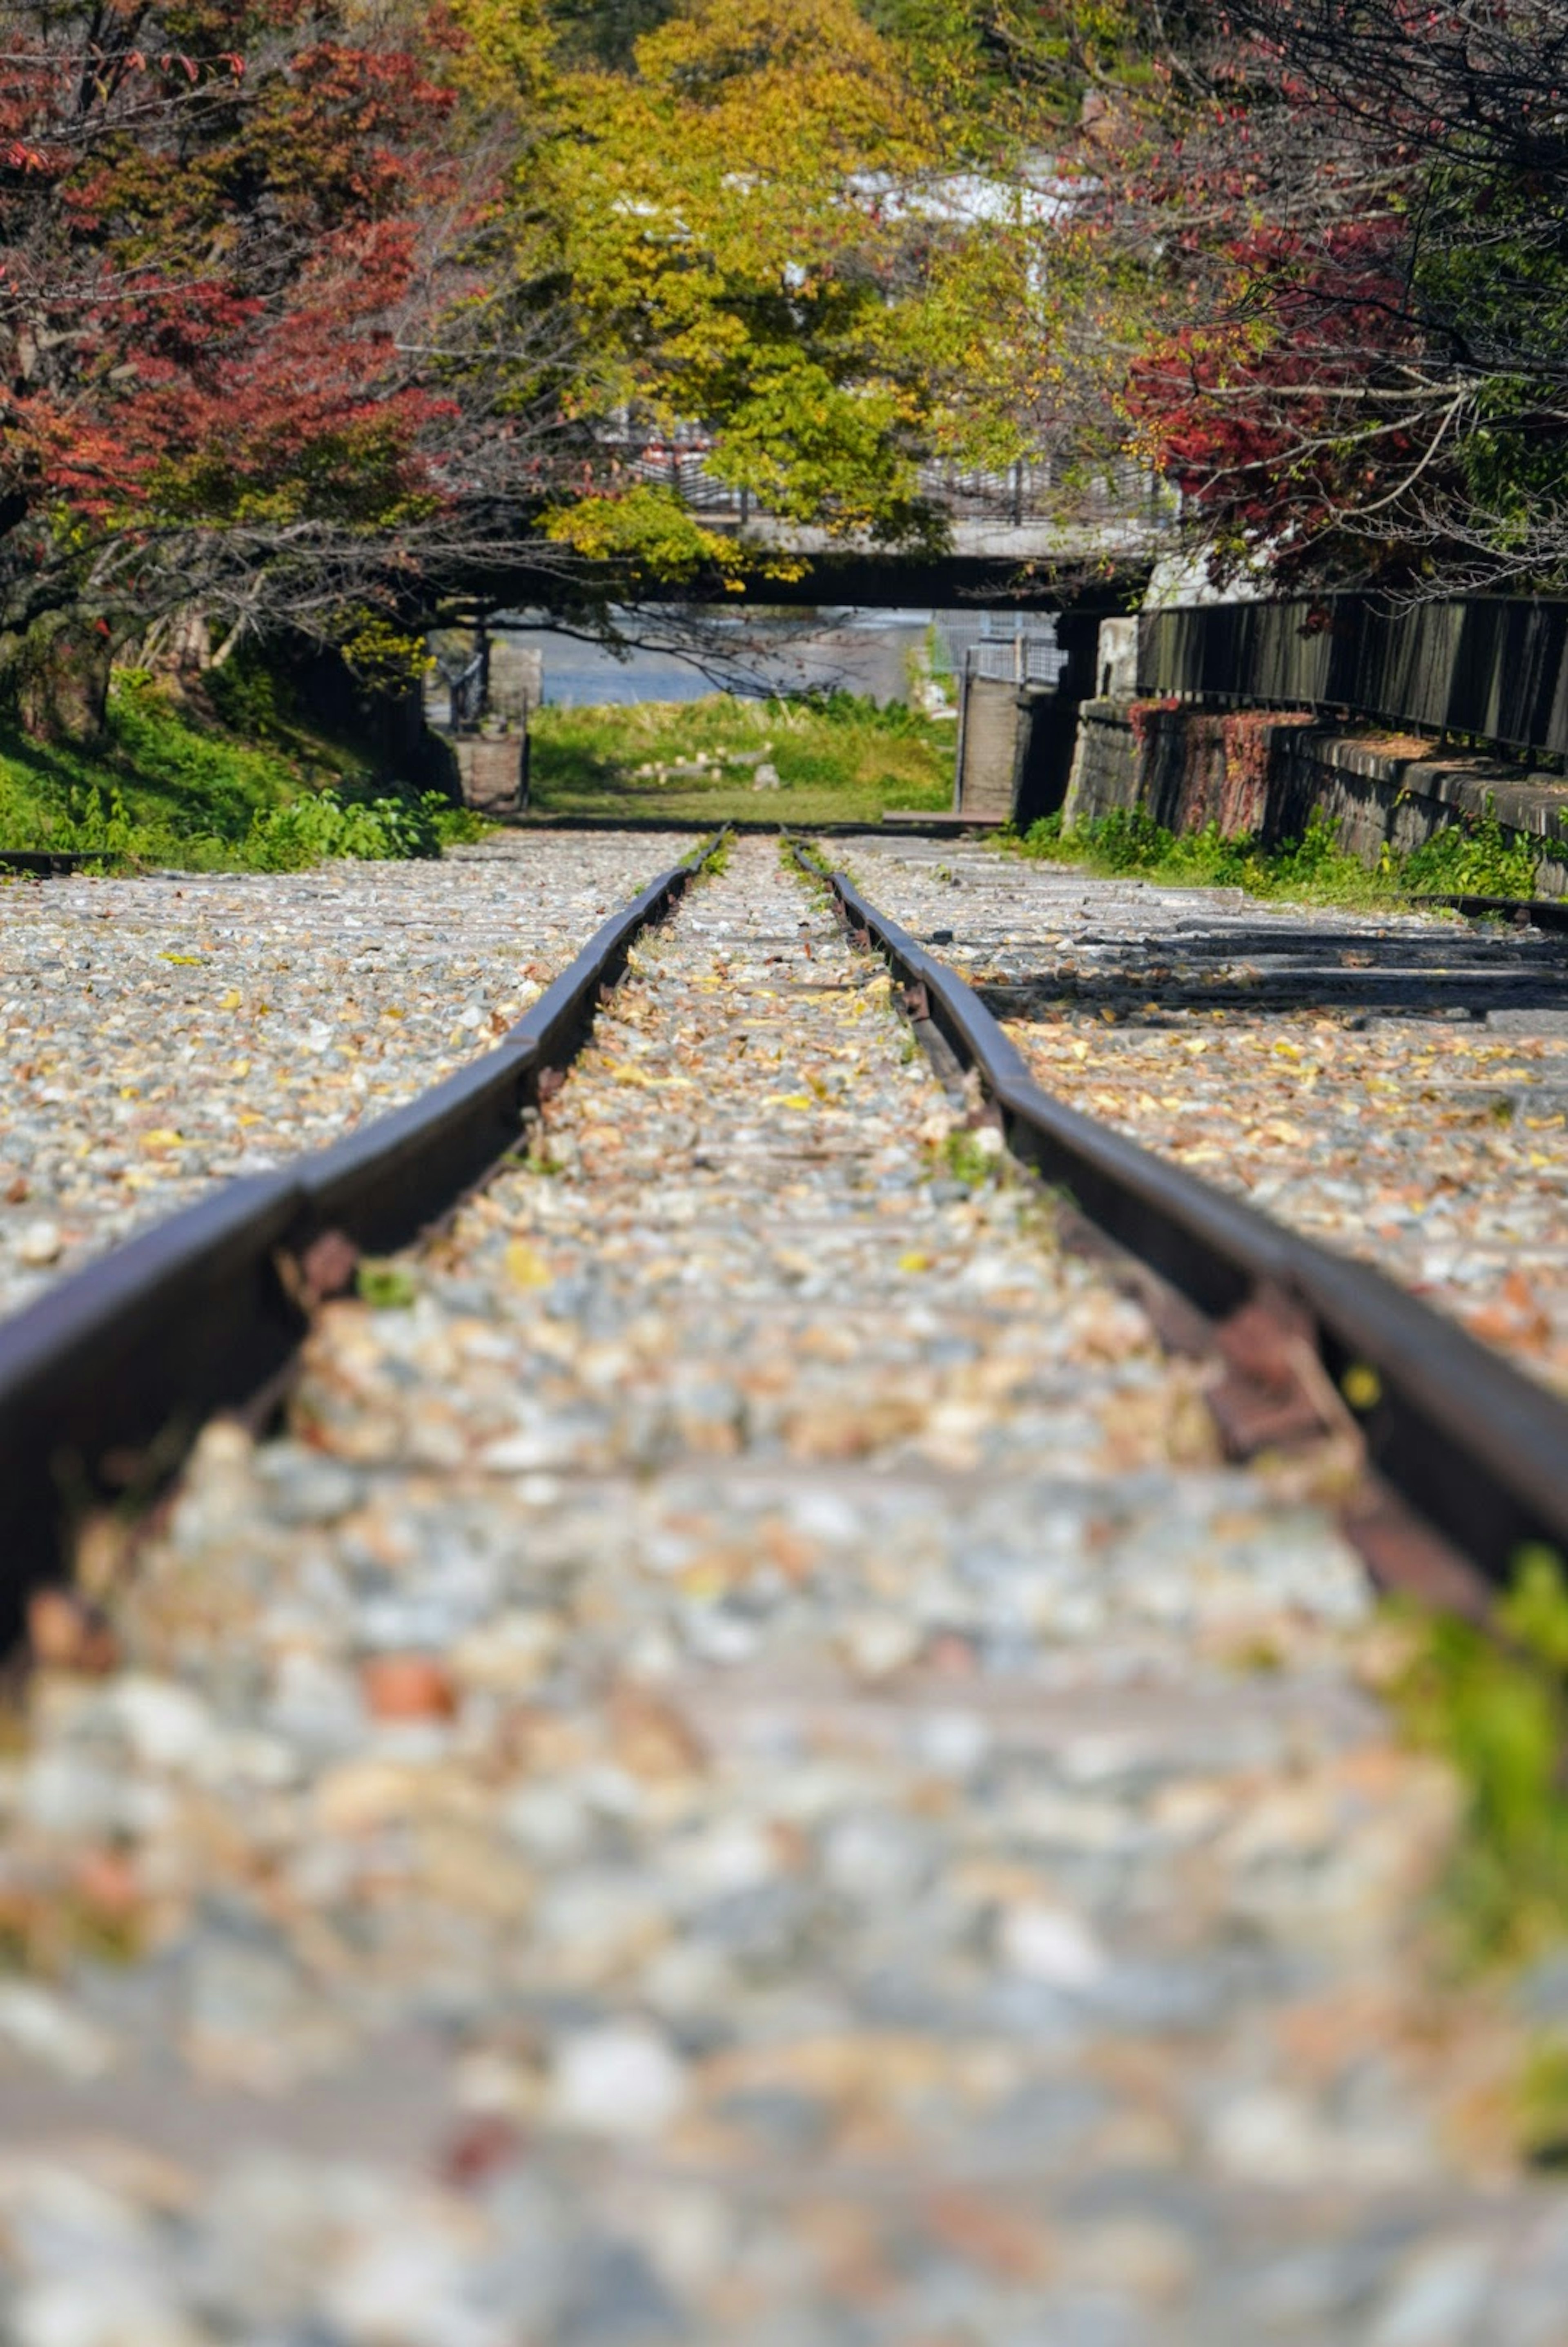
0,0 -> 619,734
0,0 -> 1185,736
1035,0 -> 1568,592
456,0 -> 1111,592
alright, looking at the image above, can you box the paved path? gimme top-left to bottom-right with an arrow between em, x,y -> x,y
0,839 -> 1562,2342
850,839 -> 1568,1395
0,832 -> 693,1316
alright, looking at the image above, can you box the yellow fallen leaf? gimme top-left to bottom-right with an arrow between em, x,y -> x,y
898,1251 -> 931,1272
766,1093 -> 814,1110
229,1059 -> 250,1078
158,953 -> 205,966
504,1240 -> 552,1290
139,1128 -> 183,1151
218,988 -> 242,1011
1071,1040 -> 1091,1061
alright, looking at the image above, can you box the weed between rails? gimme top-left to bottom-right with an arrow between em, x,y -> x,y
1007,807 -> 1544,907
939,1127 -> 1002,1187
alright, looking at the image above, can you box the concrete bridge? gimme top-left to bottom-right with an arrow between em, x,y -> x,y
455,444 -> 1173,616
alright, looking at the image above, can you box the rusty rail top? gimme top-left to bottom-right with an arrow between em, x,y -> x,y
0,832 -> 726,1611
792,838 -> 1568,1599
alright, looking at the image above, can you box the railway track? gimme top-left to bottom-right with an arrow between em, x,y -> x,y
1,833 -> 1568,2336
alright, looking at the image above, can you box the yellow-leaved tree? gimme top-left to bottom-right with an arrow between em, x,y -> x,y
472,0 -> 984,578
440,0 -> 1147,594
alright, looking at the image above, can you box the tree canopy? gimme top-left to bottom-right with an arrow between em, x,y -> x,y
4,0 -> 1566,732
1070,0 -> 1568,591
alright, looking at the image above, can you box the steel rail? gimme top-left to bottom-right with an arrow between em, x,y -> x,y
1415,890 -> 1568,936
0,851 -> 119,877
0,832 -> 725,1614
793,839 -> 1568,1600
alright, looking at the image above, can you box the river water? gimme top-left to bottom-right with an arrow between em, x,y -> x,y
495,607 -> 1014,707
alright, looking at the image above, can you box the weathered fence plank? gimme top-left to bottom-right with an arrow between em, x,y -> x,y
1139,597 -> 1568,761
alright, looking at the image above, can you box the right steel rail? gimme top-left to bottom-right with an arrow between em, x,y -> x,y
795,841 -> 1568,1600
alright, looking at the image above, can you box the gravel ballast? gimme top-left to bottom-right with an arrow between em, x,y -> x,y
849,838 -> 1568,1394
0,838 -> 1561,2342
0,833 -> 695,1317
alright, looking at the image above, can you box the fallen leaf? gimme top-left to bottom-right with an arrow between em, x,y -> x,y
504,1240 -> 552,1290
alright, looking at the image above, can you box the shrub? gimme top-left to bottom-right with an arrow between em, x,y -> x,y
245,790 -> 450,870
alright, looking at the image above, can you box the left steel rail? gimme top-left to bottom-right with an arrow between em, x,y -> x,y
0,833 -> 724,1607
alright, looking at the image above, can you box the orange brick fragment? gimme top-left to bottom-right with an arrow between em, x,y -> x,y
361,1653 -> 457,1722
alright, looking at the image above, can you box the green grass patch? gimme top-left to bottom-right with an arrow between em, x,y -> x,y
528,689 -> 953,824
938,1126 -> 1003,1187
1379,1548 -> 1568,2164
1004,805 -> 1546,908
1388,1548 -> 1568,1975
356,1259 -> 419,1310
0,672 -> 485,872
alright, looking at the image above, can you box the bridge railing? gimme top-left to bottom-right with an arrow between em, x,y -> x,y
599,438 -> 1167,531
967,638 -> 1069,687
1139,596 -> 1568,765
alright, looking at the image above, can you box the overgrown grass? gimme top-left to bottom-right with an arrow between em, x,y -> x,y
529,689 -> 952,824
1007,805 -> 1545,907
0,672 -> 485,872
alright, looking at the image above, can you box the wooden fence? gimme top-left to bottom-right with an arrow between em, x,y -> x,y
1138,597 -> 1568,763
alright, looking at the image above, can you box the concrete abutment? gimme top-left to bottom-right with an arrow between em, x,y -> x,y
1061,669 -> 1568,897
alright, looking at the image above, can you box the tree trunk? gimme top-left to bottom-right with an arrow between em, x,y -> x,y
11,612 -> 112,743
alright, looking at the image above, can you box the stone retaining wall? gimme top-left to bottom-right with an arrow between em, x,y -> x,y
453,733 -> 527,816
1064,698 -> 1568,895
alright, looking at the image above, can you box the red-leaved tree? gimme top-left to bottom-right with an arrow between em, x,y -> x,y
0,0 -> 487,731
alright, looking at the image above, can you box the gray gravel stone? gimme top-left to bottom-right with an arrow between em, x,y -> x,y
0,833 -> 694,1314
0,837 -> 1559,2341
